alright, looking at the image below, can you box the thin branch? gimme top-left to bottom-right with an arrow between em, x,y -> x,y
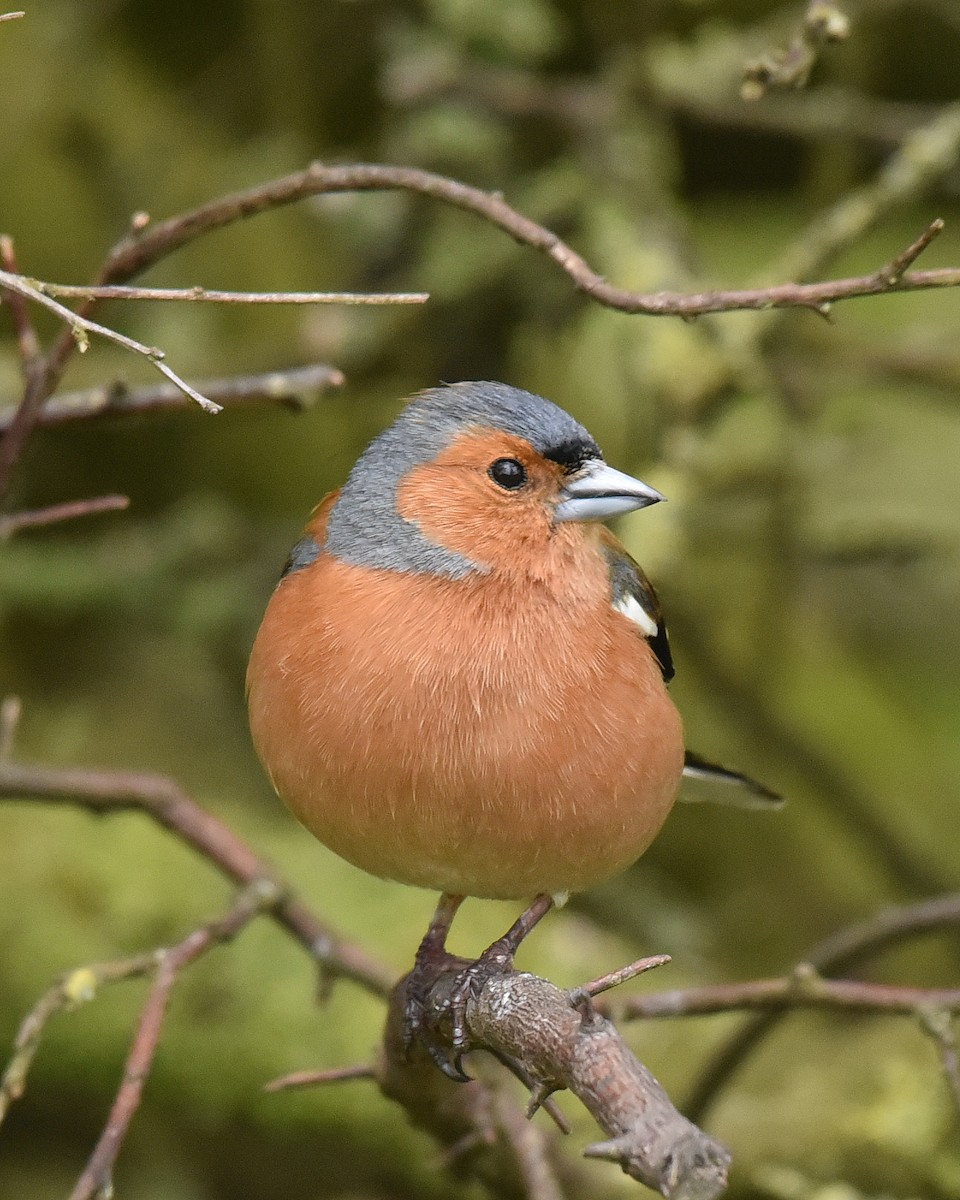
919,1009 -> 960,1123
0,11 -> 24,20
0,758 -> 394,997
680,891 -> 960,1123
264,1064 -> 377,1093
94,162 -> 960,320
0,494 -> 129,539
569,954 -> 671,1004
0,363 -> 345,433
0,236 -> 41,369
35,282 -> 427,305
491,1085 -> 567,1200
68,880 -> 279,1200
0,268 -> 222,413
618,967 -> 960,1020
758,102 -> 960,297
0,953 -> 159,1127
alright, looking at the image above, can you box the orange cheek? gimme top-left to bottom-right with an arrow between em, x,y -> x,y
395,430 -> 565,573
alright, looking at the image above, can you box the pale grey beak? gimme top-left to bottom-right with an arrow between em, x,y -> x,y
554,459 -> 665,523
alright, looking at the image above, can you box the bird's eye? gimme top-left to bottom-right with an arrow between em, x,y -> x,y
488,458 -> 527,490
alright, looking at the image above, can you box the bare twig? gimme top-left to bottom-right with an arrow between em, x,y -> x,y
34,282 -> 428,305
68,880 -> 280,1200
618,966 -> 960,1020
0,11 -> 24,20
0,494 -> 129,539
0,236 -> 41,368
0,953 -> 159,1126
0,758 -> 394,997
680,891 -> 960,1122
264,1064 -> 377,1093
569,954 -> 671,1003
0,363 -> 345,433
918,1009 -> 960,1122
93,162 -> 960,321
0,268 -> 222,413
759,103 -> 960,297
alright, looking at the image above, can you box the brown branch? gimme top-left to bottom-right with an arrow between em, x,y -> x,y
0,758 -> 394,997
0,236 -> 41,369
0,494 -> 129,539
90,162 -> 960,322
0,363 -> 345,433
35,282 -> 428,306
677,891 -> 960,1123
618,966 -> 960,1020
0,952 -> 159,1126
380,965 -> 731,1200
67,880 -> 279,1200
0,268 -> 222,413
263,1064 -> 377,1093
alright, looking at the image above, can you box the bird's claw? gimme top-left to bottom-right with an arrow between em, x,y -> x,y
401,947 -> 515,1082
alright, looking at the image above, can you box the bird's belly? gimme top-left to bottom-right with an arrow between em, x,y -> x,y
248,563 -> 684,899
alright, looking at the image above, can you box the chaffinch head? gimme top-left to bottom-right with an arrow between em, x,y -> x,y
247,380 -> 690,900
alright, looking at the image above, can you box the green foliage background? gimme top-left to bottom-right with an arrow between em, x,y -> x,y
1,1 -> 959,1197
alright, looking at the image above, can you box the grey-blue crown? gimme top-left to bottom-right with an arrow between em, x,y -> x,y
323,382 -> 602,578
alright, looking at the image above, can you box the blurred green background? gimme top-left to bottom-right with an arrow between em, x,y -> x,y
2,1 -> 960,1197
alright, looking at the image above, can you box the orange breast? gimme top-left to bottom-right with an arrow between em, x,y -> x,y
247,545 -> 684,900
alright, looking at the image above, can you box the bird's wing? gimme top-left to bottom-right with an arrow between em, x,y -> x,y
599,529 -> 674,682
279,490 -> 340,580
681,750 -> 783,809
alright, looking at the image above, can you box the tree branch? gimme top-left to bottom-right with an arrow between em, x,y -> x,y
33,281 -> 428,306
0,494 -> 129,538
0,758 -> 393,997
0,363 -> 345,433
67,880 -> 281,1200
94,162 -> 960,321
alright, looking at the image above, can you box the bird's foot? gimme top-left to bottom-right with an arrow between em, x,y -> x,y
402,893 -> 555,1083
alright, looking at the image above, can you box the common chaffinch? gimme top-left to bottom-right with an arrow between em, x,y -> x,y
247,381 -> 775,1074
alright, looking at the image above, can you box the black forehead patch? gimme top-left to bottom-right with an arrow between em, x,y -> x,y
541,436 -> 598,472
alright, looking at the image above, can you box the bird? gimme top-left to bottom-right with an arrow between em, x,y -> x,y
247,380 -> 777,1075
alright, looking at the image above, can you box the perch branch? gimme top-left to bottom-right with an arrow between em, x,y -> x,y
380,963 -> 731,1200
